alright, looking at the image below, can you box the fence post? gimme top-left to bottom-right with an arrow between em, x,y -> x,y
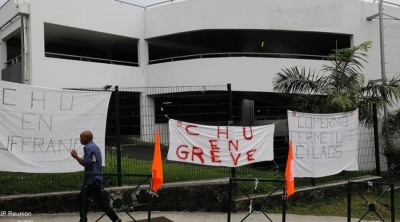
115,86 -> 122,186
347,182 -> 352,222
228,83 -> 233,126
282,183 -> 286,222
372,103 -> 381,176
227,83 -> 237,217
390,183 -> 395,222
227,177 -> 233,222
227,83 -> 236,179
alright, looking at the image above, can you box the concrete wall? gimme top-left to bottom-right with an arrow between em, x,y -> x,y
383,11 -> 400,79
27,0 -> 145,88
146,57 -> 327,92
145,0 -> 361,37
0,0 -> 398,90
144,0 -> 400,91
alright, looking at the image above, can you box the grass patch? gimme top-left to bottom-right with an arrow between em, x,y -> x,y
1,155 -> 399,220
1,155 -> 278,195
2,154 -> 398,220
0,155 -> 381,195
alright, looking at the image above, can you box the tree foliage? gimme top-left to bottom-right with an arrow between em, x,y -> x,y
273,41 -> 400,124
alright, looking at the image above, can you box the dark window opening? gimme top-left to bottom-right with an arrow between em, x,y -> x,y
44,23 -> 138,67
254,102 -> 292,120
148,30 -> 351,64
2,35 -> 23,83
230,92 -> 294,122
154,92 -> 229,124
6,36 -> 22,64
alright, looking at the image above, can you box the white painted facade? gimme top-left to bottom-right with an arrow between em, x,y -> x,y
1,0 -> 145,88
0,0 -> 398,172
0,0 -> 398,90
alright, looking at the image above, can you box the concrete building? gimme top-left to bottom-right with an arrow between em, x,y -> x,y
1,0 -> 399,88
0,0 -> 399,166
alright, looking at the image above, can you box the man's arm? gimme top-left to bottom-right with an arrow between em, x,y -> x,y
71,149 -> 86,167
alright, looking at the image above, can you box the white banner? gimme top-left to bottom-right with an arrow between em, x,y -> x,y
288,109 -> 359,178
0,81 -> 111,173
167,119 -> 275,167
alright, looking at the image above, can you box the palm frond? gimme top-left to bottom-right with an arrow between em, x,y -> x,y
325,90 -> 359,112
273,67 -> 325,94
272,40 -> 400,124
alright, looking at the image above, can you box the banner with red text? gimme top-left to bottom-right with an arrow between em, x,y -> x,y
0,81 -> 111,173
167,119 -> 275,167
288,109 -> 359,178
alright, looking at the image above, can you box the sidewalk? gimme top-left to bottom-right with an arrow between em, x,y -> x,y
0,211 -> 365,222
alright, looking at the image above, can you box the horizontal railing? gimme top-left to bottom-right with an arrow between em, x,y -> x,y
4,55 -> 21,67
45,52 -> 139,67
113,0 -> 400,9
382,0 -> 400,8
149,52 -> 329,64
113,0 -> 177,8
113,0 -> 144,8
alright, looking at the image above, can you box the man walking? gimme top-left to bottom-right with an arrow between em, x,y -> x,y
71,130 -> 121,222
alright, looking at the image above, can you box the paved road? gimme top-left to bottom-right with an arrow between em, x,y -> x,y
0,211 -> 369,222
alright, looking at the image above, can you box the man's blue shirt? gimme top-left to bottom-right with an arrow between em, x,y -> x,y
83,141 -> 103,185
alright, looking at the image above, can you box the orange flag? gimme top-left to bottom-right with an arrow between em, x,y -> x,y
151,130 -> 163,193
285,140 -> 295,198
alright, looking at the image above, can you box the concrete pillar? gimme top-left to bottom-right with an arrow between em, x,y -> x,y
0,39 -> 6,72
138,37 -> 149,68
140,92 -> 155,143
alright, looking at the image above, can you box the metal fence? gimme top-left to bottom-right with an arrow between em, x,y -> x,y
0,85 -> 385,195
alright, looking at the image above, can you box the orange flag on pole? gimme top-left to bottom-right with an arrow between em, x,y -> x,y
151,130 -> 163,193
285,140 -> 295,198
